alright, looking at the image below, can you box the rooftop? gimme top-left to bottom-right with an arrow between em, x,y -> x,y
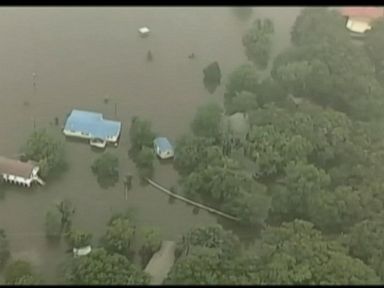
154,137 -> 174,151
64,109 -> 121,141
340,7 -> 384,20
0,156 -> 36,178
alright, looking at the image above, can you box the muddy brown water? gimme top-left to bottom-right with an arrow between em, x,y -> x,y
0,7 -> 302,283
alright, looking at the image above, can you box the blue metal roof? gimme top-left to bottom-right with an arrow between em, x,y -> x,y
64,109 -> 121,140
154,137 -> 174,152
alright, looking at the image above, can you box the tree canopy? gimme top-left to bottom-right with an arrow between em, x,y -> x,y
21,129 -> 67,178
191,102 -> 223,141
252,220 -> 380,285
0,229 -> 10,269
64,248 -> 149,285
242,18 -> 275,69
91,152 -> 119,188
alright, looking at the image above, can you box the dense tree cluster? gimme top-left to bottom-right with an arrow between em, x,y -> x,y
171,7 -> 384,284
63,211 -> 160,285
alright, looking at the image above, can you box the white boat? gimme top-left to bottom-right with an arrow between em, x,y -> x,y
90,138 -> 107,149
138,27 -> 150,37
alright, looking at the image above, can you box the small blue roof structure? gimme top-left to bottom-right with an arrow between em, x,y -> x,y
64,110 -> 121,141
154,137 -> 174,152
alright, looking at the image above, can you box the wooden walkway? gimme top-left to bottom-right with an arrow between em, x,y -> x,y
146,178 -> 240,222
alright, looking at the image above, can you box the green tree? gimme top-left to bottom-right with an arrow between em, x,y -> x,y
166,246 -> 227,284
138,227 -> 161,267
272,8 -> 384,121
222,187 -> 271,227
135,146 -> 155,180
227,91 -> 259,114
242,18 -> 274,69
225,64 -> 259,112
102,217 -> 136,258
203,61 -> 221,84
181,157 -> 243,202
291,8 -> 350,46
65,248 -> 149,285
91,152 -> 119,188
191,102 -> 223,141
307,185 -> 374,233
56,199 -> 76,233
0,229 -> 10,269
232,7 -> 253,20
253,220 -> 379,284
244,125 -> 313,179
45,208 -> 62,240
4,260 -> 41,285
346,214 -> 384,280
13,274 -> 42,285
270,161 -> 330,223
173,135 -> 217,176
365,19 -> 384,82
21,129 -> 66,178
65,229 -> 92,249
178,225 -> 241,259
128,117 -> 156,158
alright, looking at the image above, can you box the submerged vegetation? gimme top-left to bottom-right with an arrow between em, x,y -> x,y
2,6 -> 384,285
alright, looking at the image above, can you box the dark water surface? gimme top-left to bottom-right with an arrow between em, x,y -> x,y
0,7 -> 302,283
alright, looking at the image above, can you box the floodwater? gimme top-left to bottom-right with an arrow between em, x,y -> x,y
0,7 -> 302,283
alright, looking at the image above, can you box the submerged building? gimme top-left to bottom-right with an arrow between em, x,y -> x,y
339,7 -> 384,35
63,109 -> 122,148
154,137 -> 174,160
0,156 -> 44,187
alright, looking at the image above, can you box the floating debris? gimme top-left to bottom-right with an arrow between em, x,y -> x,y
188,53 -> 195,59
138,27 -> 150,37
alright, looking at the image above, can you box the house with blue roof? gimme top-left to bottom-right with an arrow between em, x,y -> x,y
63,109 -> 122,148
154,137 -> 174,159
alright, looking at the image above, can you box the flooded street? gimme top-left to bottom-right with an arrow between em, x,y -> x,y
0,7 -> 302,283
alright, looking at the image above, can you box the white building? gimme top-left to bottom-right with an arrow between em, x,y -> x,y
0,156 -> 44,188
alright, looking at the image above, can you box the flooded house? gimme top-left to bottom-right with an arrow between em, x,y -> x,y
0,156 -> 44,187
154,137 -> 174,159
339,6 -> 384,35
63,109 -> 122,148
144,241 -> 176,285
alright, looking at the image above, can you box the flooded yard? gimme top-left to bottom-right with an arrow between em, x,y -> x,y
0,7 -> 302,283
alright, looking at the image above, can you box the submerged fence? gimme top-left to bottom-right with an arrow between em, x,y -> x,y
146,178 -> 240,222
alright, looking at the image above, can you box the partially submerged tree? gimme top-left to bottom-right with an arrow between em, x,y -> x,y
139,227 -> 162,267
253,220 -> 380,284
91,152 -> 119,188
191,102 -> 223,141
56,199 -> 76,233
101,217 -> 136,258
0,229 -> 10,269
4,260 -> 42,285
128,117 -> 156,159
224,64 -> 259,113
203,61 -> 222,94
65,229 -> 93,249
21,129 -> 67,178
45,207 -> 62,240
64,248 -> 149,285
242,18 -> 274,69
135,146 -> 155,181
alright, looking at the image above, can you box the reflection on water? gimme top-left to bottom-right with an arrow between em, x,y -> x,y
0,7 -> 302,283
